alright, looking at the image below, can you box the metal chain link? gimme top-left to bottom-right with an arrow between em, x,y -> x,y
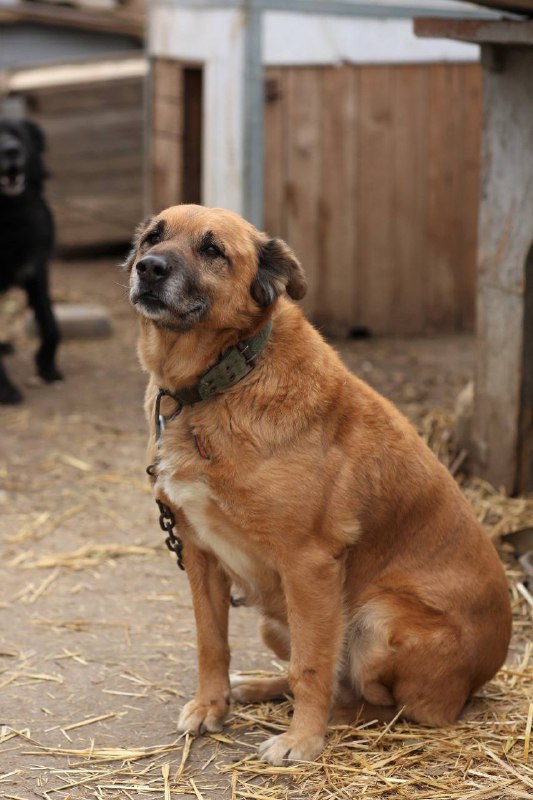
156,498 -> 185,571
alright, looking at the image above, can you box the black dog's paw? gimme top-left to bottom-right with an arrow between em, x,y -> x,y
0,342 -> 15,356
37,363 -> 63,383
0,382 -> 24,405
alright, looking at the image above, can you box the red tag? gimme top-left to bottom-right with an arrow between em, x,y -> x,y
194,433 -> 210,460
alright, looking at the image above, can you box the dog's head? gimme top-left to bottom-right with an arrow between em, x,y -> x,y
125,205 -> 306,332
0,118 -> 47,198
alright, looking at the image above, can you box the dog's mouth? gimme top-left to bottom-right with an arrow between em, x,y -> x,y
131,289 -> 208,328
133,291 -> 166,312
0,169 -> 25,197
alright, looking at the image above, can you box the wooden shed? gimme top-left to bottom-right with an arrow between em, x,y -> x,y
147,0 -> 500,336
416,0 -> 533,494
0,2 -> 146,251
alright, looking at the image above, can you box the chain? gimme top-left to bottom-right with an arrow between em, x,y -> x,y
156,498 -> 185,571
146,387 -> 186,572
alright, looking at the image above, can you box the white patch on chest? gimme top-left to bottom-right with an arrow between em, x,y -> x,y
161,476 -> 257,585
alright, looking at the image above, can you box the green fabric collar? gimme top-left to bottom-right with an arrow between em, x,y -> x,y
155,321 -> 272,438
176,320 -> 272,404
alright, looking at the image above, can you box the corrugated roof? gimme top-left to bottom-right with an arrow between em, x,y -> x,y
149,1 -> 501,19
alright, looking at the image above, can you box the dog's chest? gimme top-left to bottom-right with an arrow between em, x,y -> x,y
160,471 -> 258,587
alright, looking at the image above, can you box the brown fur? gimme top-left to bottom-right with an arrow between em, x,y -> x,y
128,205 -> 512,765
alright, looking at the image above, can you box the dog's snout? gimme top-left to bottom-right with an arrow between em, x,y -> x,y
136,254 -> 170,282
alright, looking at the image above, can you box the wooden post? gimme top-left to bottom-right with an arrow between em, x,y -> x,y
414,17 -> 533,493
473,48 -> 533,493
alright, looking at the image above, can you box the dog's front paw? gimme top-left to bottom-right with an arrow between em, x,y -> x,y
258,731 -> 325,765
0,382 -> 23,405
177,696 -> 229,735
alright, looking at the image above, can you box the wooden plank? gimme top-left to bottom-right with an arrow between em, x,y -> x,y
41,111 -> 143,143
425,64 -> 461,332
389,65 -> 428,335
263,68 -> 286,239
422,63 -> 481,333
153,96 -> 182,136
415,17 -> 533,45
284,67 -> 323,320
454,64 -> 482,331
29,81 -> 143,115
356,66 -> 395,335
152,59 -> 182,101
151,58 -> 183,212
518,245 -> 533,492
318,64 -> 358,335
152,132 -> 181,212
182,67 -> 203,205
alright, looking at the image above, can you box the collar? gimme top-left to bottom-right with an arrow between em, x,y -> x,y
154,320 -> 272,442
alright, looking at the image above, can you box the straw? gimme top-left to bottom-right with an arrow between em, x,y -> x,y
1,407 -> 531,798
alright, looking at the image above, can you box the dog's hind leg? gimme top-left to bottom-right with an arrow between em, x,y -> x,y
25,270 -> 62,383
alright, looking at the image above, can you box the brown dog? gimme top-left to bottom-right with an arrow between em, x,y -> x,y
126,204 -> 511,765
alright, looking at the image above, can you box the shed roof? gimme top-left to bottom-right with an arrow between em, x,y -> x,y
459,1 -> 533,13
415,16 -> 533,43
150,0 -> 501,19
0,22 -> 140,69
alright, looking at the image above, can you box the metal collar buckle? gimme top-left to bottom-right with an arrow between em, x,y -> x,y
154,388 -> 182,443
236,340 -> 256,365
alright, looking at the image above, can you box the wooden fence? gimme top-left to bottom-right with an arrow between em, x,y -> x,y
151,59 -> 483,335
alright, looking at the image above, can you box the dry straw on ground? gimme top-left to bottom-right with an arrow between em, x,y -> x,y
2,410 -> 532,799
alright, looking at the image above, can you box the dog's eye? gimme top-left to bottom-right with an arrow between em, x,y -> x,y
203,244 -> 222,258
144,230 -> 161,247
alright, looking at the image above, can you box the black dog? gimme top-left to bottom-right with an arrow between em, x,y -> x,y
0,118 -> 61,404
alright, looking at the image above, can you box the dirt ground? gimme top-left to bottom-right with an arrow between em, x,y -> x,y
0,258 -> 530,800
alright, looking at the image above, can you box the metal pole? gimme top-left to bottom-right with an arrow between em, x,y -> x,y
242,0 -> 264,228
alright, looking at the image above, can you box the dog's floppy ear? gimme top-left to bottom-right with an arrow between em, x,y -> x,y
122,215 -> 154,271
251,238 -> 307,308
20,120 -> 50,181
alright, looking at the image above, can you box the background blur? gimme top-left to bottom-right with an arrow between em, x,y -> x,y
1,0 -> 486,335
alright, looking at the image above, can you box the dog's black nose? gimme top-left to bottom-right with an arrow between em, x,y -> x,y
136,254 -> 170,282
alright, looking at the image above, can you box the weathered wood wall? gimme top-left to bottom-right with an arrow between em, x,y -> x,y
19,76 -> 144,251
151,58 -> 183,213
150,59 -> 482,335
264,63 -> 482,335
